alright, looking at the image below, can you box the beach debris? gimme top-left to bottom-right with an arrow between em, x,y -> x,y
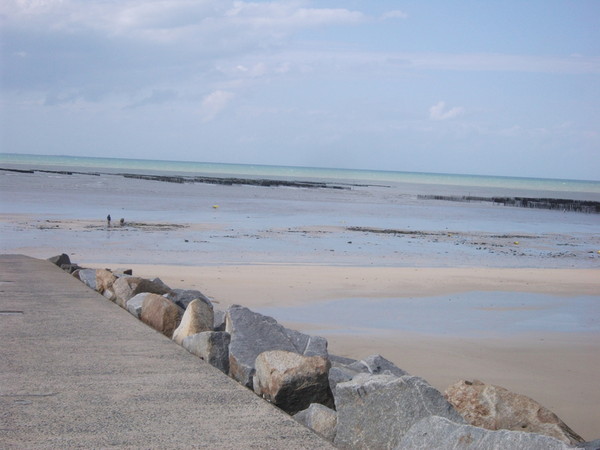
398,416 -> 576,450
226,305 -> 328,388
253,350 -> 333,415
172,298 -> 214,345
140,294 -> 182,338
182,331 -> 231,374
444,379 -> 584,445
333,373 -> 465,449
294,403 -> 338,442
212,204 -> 219,209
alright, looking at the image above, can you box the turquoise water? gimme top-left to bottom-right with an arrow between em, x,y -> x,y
2,152 -> 599,195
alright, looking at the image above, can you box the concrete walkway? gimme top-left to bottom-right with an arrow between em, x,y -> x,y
0,255 -> 334,449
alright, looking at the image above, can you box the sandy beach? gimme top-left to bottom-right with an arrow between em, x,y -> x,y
81,262 -> 600,440
1,166 -> 599,440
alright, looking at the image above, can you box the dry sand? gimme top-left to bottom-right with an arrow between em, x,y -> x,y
85,262 -> 600,440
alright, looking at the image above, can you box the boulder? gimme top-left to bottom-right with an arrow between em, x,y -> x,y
225,305 -> 328,388
576,439 -> 600,449
172,299 -> 214,345
347,354 -> 408,377
126,293 -> 152,318
334,373 -> 465,449
444,379 -> 584,445
294,403 -> 337,442
76,269 -> 98,291
182,331 -> 231,374
329,354 -> 407,395
140,294 -> 181,338
398,416 -> 575,450
95,269 -> 117,295
213,309 -> 226,331
48,253 -> 70,267
113,276 -> 172,309
253,350 -> 333,415
165,289 -> 212,310
60,264 -> 81,273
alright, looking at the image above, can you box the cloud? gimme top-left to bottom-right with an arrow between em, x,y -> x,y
200,90 -> 234,121
381,10 -> 408,20
429,101 -> 465,121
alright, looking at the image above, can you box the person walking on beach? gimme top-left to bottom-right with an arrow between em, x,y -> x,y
107,214 -> 111,227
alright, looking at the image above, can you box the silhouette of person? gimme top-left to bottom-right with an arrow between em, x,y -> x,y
107,214 -> 111,226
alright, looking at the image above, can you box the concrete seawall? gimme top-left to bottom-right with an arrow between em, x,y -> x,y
0,254 -> 334,448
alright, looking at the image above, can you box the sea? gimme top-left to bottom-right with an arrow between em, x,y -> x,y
1,152 -> 599,198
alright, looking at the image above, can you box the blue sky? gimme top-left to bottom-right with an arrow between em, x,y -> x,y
1,0 -> 599,180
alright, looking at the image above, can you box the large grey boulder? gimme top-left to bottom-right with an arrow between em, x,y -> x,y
113,276 -> 171,308
253,350 -> 333,415
334,373 -> 465,449
182,331 -> 231,374
444,379 -> 584,445
165,289 -> 212,310
294,403 -> 337,442
172,298 -> 214,345
225,305 -> 328,388
329,354 -> 407,395
397,416 -> 576,450
348,354 -> 408,377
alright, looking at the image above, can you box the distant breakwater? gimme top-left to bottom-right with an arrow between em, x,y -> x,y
418,194 -> 600,214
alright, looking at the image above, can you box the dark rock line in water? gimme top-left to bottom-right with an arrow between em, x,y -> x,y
418,194 -> 600,214
1,167 -> 364,190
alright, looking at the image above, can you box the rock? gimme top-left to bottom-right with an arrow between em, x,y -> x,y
347,354 -> 408,377
150,277 -> 171,292
165,289 -> 211,310
329,354 -> 407,395
397,416 -> 576,450
140,294 -> 181,338
182,331 -> 231,374
126,293 -> 152,318
213,309 -> 226,331
334,373 -> 465,449
113,276 -> 172,309
444,379 -> 584,445
172,299 -> 214,345
95,269 -> 117,294
60,263 -> 81,273
294,403 -> 337,442
48,253 -> 70,267
576,439 -> 600,450
253,350 -> 333,415
76,269 -> 98,291
225,305 -> 328,388
329,354 -> 357,366
113,268 -> 133,276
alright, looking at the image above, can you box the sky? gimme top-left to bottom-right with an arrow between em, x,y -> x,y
1,0 -> 599,180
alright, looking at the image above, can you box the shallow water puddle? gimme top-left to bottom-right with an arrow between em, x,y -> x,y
256,291 -> 600,337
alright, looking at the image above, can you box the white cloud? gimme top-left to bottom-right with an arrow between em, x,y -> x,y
381,10 -> 408,20
429,101 -> 464,121
200,90 -> 234,122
